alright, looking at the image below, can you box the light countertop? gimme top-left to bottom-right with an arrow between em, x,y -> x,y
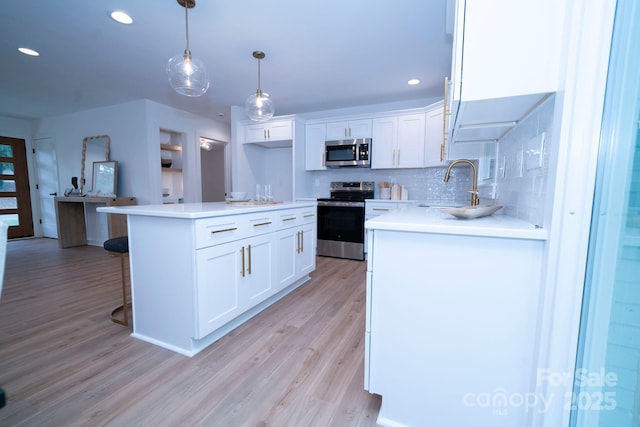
97,201 -> 316,219
365,204 -> 548,240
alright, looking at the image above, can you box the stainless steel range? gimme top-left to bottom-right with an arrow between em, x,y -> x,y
317,181 -> 374,261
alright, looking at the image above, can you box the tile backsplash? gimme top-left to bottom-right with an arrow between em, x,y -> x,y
309,167 -> 472,206
494,94 -> 556,227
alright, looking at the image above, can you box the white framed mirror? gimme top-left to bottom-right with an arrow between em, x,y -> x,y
91,161 -> 118,196
81,135 -> 110,194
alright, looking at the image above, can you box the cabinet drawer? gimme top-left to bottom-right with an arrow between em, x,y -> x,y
277,208 -> 317,228
195,217 -> 246,249
246,213 -> 276,234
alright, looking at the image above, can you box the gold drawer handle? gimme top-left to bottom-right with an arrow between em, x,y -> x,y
372,208 -> 390,211
303,214 -> 315,218
252,221 -> 272,227
282,217 -> 297,222
210,227 -> 237,234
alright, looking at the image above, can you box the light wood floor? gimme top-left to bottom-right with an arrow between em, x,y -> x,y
0,238 -> 381,426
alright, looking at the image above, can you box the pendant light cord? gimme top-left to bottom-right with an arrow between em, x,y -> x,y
257,58 -> 261,94
184,2 -> 191,54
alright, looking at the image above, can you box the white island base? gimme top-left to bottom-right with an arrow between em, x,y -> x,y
99,202 -> 317,357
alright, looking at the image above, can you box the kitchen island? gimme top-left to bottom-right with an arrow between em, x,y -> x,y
98,201 -> 317,356
364,204 -> 548,427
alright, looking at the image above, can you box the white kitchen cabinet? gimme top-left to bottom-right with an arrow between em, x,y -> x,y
196,222 -> 275,339
276,209 -> 316,290
371,116 -> 395,169
240,234 -> 275,307
372,113 -> 426,169
325,119 -> 371,140
244,119 -> 293,144
305,123 -> 326,170
366,227 -> 544,426
195,240 -> 242,339
111,203 -> 316,356
447,0 -> 564,143
426,100 -> 488,166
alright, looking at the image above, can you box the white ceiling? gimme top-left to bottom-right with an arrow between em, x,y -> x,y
0,0 -> 453,122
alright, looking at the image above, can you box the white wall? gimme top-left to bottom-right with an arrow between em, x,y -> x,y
30,100 -> 230,206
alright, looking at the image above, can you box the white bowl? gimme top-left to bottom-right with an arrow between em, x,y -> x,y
229,191 -> 247,200
445,205 -> 503,219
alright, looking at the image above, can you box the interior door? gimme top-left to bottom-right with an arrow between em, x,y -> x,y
33,137 -> 59,238
0,136 -> 34,239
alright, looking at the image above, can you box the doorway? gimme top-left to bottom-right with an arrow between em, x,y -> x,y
33,137 -> 59,238
200,137 -> 229,202
0,136 -> 34,239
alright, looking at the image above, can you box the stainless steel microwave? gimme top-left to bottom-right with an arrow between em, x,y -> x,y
325,138 -> 371,168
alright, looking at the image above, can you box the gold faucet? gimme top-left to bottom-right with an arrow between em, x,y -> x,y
444,159 -> 480,206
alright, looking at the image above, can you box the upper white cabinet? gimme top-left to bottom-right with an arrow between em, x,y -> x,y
426,101 -> 485,166
305,123 -> 326,171
244,119 -> 293,146
372,113 -> 426,169
326,119 -> 372,140
447,0 -> 565,143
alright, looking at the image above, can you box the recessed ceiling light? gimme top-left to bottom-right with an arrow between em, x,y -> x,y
407,79 -> 420,85
18,47 -> 40,57
111,11 -> 133,25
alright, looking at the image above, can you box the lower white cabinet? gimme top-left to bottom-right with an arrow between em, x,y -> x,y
366,228 -> 544,426
276,212 -> 316,290
125,204 -> 316,357
196,231 -> 275,339
196,240 -> 242,339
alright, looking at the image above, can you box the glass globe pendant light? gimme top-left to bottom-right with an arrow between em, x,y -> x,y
245,51 -> 275,121
166,0 -> 210,97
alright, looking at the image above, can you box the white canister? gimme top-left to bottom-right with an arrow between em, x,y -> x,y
380,187 -> 391,199
391,184 -> 401,200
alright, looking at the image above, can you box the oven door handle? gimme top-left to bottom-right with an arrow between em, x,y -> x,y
317,201 -> 365,208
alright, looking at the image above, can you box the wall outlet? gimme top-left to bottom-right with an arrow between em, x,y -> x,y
517,150 -> 524,178
526,132 -> 545,170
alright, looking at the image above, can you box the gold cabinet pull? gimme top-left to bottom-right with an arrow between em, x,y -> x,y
397,149 -> 401,166
253,221 -> 272,227
303,214 -> 315,218
211,227 -> 238,235
442,76 -> 451,162
240,247 -> 245,277
300,230 -> 304,252
247,244 -> 252,275
282,217 -> 296,222
372,208 -> 390,212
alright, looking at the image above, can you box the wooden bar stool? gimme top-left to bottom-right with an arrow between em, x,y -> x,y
103,236 -> 131,327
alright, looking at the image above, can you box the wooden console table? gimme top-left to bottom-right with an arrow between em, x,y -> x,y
54,196 -> 136,248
